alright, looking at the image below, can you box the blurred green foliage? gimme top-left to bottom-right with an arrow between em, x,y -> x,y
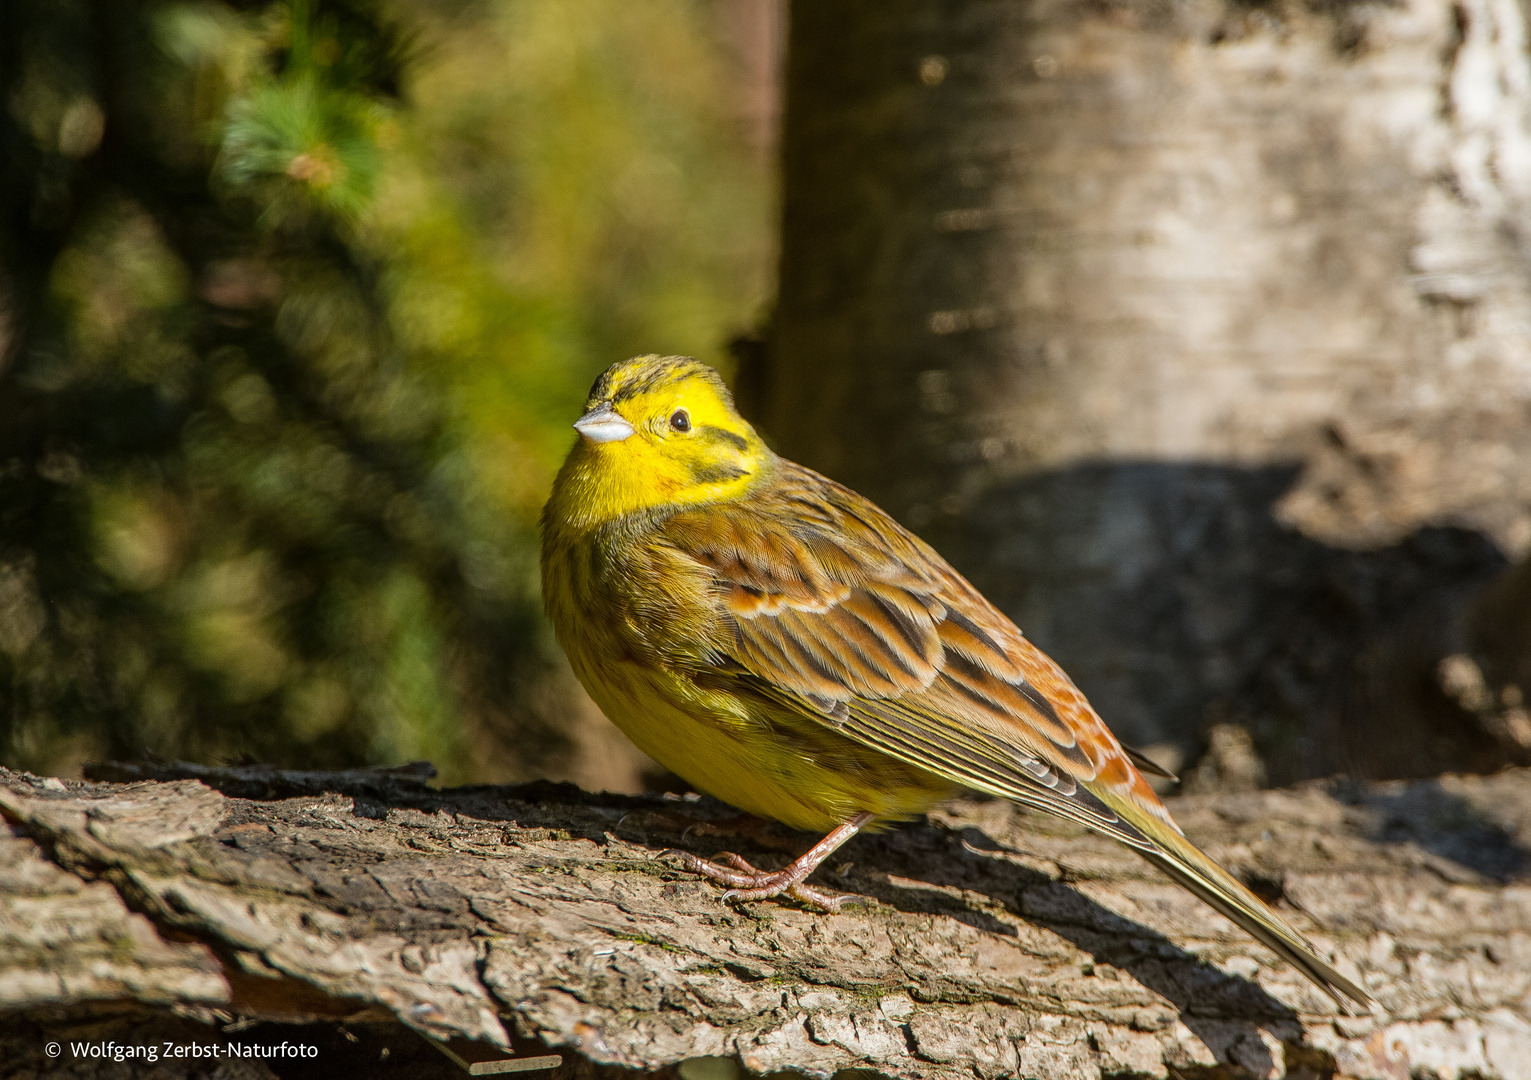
0,0 -> 772,782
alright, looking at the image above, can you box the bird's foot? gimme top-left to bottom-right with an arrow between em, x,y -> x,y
662,848 -> 865,912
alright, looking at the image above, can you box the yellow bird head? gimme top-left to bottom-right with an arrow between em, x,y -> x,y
547,355 -> 773,529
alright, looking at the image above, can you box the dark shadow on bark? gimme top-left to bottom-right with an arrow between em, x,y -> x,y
1336,776 -> 1531,882
854,821 -> 1300,1076
924,461 -> 1512,787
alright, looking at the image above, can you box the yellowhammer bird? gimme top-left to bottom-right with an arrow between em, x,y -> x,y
541,353 -> 1372,1011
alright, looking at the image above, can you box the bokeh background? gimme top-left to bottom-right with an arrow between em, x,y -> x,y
0,0 -> 780,789
5,0 -> 1531,797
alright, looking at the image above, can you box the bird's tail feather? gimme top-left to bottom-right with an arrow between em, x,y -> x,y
1103,793 -> 1374,1012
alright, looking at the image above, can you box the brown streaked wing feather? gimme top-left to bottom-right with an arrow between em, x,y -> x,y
662,463 -> 1171,830
731,668 -> 1163,852
837,693 -> 1159,850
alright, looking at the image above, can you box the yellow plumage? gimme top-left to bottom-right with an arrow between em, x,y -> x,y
541,353 -> 1372,1011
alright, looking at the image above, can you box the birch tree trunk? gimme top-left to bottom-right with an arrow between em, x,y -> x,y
761,0 -> 1531,785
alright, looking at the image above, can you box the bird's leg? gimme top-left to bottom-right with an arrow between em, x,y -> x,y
665,811 -> 875,911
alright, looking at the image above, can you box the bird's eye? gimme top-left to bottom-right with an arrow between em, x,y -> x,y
669,409 -> 691,433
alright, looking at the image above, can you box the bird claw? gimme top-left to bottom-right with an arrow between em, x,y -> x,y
724,880 -> 865,911
661,848 -> 868,912
661,848 -> 759,888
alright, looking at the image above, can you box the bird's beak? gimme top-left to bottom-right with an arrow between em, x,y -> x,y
573,404 -> 636,444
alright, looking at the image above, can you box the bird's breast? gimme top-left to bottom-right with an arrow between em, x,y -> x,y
541,519 -> 954,831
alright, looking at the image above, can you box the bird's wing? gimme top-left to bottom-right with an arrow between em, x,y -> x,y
663,464 -> 1175,848
663,463 -> 1373,1010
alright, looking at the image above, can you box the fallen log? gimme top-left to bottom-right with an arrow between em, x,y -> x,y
2,760 -> 1529,1079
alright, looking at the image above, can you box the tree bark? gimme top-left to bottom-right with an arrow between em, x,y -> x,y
4,761 -> 1531,1079
761,0 -> 1531,786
